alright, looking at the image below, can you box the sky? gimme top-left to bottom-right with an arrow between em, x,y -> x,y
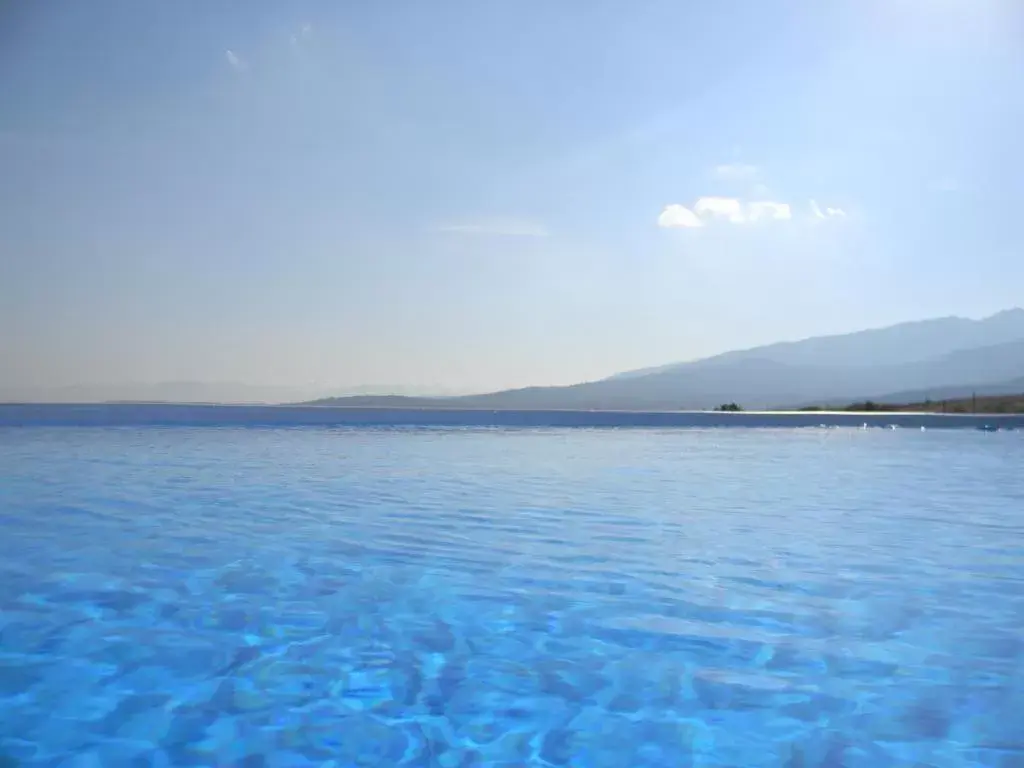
2,0 -> 1023,398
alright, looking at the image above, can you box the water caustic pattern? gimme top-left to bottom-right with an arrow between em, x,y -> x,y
1,427 -> 1023,767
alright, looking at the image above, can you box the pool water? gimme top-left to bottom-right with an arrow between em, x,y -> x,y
1,426 -> 1023,766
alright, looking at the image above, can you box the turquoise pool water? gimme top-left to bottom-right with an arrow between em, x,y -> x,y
2,424 -> 1023,766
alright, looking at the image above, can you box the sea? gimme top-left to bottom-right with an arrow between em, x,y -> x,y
1,406 -> 1023,766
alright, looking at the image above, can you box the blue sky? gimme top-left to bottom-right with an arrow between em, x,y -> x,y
2,0 -> 1022,396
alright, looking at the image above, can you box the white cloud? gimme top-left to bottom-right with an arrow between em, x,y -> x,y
225,49 -> 246,72
694,196 -> 746,223
712,163 -> 758,180
657,204 -> 704,228
810,200 -> 846,219
660,197 -> 830,229
748,201 -> 792,221
435,219 -> 549,237
933,177 -> 958,192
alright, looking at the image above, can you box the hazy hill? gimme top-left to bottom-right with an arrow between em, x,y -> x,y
614,308 -> 1024,376
306,309 -> 1024,411
0,382 -> 328,405
0,382 -> 460,405
851,376 -> 1024,406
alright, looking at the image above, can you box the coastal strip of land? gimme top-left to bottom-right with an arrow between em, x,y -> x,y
1,403 -> 1021,430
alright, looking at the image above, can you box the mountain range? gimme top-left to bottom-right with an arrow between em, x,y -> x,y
306,308 -> 1024,410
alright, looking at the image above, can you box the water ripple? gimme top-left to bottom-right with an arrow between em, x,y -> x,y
1,426 -> 1023,765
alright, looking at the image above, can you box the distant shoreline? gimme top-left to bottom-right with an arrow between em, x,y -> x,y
1,403 -> 1021,430
2,400 -> 1019,416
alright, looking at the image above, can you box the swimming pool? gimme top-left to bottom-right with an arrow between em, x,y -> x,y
2,424 -> 1022,766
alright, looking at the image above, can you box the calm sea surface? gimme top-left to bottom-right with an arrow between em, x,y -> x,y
2,424 -> 1023,767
